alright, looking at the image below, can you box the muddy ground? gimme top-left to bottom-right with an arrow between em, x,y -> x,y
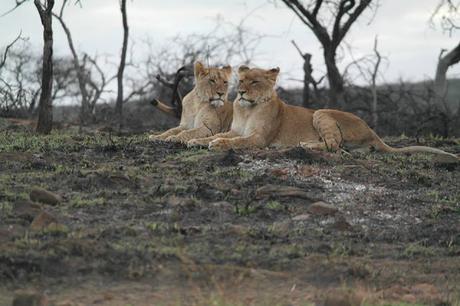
0,127 -> 459,306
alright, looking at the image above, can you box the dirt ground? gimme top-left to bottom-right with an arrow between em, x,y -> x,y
0,127 -> 459,306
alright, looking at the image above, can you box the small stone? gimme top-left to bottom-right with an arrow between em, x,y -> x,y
270,168 -> 289,178
30,187 -> 62,205
30,211 -> 58,231
12,290 -> 48,306
308,201 -> 338,216
292,214 -> 311,221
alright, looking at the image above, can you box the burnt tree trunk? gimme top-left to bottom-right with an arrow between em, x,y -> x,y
291,40 -> 319,108
324,48 -> 344,109
302,54 -> 312,108
434,42 -> 460,112
115,0 -> 129,131
35,0 -> 55,134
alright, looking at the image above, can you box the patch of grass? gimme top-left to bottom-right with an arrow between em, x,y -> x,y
402,242 -> 436,259
331,242 -> 353,257
266,200 -> 283,211
0,131 -> 77,153
0,201 -> 13,215
71,195 -> 106,208
234,201 -> 257,216
426,191 -> 460,218
168,148 -> 209,163
214,168 -> 254,184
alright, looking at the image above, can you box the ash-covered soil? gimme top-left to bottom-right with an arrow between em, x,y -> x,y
0,129 -> 459,306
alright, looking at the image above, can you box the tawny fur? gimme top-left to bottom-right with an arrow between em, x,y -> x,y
189,66 -> 458,162
149,61 -> 233,143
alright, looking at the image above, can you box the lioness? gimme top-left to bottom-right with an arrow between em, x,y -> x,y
149,61 -> 233,143
189,66 -> 458,161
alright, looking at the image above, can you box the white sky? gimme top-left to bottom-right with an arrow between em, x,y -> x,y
0,0 -> 459,88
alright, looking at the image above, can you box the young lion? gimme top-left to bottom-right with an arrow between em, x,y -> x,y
149,61 -> 233,143
189,66 -> 458,161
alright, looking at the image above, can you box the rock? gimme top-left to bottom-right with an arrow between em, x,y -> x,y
270,168 -> 290,178
256,185 -> 316,200
321,289 -> 365,306
30,211 -> 59,231
12,290 -> 48,306
12,200 -> 42,221
308,201 -> 338,216
292,214 -> 311,221
30,187 -> 62,205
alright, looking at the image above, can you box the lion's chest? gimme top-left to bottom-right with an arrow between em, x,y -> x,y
231,107 -> 258,136
180,99 -> 206,129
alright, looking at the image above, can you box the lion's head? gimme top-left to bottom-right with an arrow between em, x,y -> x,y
194,61 -> 232,107
236,66 -> 280,107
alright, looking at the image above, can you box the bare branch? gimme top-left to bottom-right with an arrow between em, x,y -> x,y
0,31 -> 23,70
1,0 -> 29,17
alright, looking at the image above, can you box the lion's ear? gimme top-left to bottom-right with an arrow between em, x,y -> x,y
222,65 -> 232,77
266,67 -> 280,82
238,65 -> 250,74
194,61 -> 207,78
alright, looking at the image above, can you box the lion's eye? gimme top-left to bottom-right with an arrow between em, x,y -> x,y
251,80 -> 259,85
209,79 -> 216,84
223,81 -> 228,85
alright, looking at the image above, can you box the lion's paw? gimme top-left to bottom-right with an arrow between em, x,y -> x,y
208,138 -> 231,151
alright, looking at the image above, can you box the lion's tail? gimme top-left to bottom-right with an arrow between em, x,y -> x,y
371,132 -> 459,162
150,99 -> 178,117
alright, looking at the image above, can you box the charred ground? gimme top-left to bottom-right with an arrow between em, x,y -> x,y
0,127 -> 459,305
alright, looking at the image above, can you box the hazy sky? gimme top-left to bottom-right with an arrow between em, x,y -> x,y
0,0 -> 459,88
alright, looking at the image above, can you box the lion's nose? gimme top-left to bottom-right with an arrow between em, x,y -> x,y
238,90 -> 246,96
217,92 -> 224,97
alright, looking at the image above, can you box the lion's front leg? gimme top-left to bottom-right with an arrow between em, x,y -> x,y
149,126 -> 185,141
188,130 -> 239,147
165,126 -> 212,143
208,134 -> 266,151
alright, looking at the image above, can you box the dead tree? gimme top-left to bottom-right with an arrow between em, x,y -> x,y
52,0 -> 92,127
115,0 -> 129,131
83,54 -> 114,119
34,0 -> 55,134
280,0 -> 375,108
291,40 -> 321,108
434,43 -> 460,113
5,0 -> 56,133
430,0 -> 460,135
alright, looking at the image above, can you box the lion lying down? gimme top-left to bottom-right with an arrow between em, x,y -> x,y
187,65 -> 458,162
149,61 -> 233,143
